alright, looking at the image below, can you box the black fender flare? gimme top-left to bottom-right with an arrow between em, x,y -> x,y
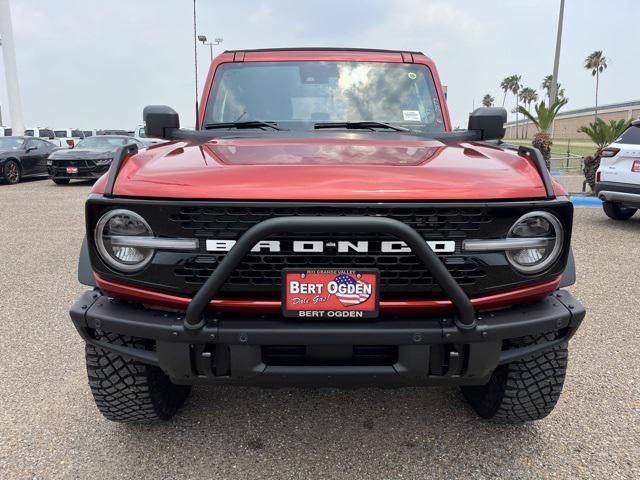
559,248 -> 576,288
78,236 -> 96,287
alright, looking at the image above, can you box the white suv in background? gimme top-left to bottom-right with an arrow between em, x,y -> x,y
54,128 -> 85,148
132,123 -> 165,146
25,127 -> 60,144
596,120 -> 640,220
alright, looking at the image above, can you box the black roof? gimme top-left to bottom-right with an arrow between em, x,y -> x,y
223,47 -> 424,55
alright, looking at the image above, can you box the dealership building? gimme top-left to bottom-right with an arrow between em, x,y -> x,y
504,99 -> 640,140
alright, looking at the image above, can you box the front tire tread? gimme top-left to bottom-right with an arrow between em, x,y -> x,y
85,332 -> 190,423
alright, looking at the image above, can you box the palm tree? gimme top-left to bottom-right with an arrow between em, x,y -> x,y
519,87 -> 538,138
500,77 -> 512,106
578,119 -> 628,153
541,75 -> 566,104
517,98 -> 569,168
482,94 -> 494,107
578,118 -> 628,190
584,50 -> 608,120
557,87 -> 566,101
541,75 -> 552,102
510,75 -> 522,139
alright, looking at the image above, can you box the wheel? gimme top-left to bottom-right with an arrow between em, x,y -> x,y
602,201 -> 636,220
52,178 -> 70,185
85,332 -> 191,422
3,160 -> 21,184
461,332 -> 568,423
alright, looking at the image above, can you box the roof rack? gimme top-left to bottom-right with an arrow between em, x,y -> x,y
223,47 -> 424,55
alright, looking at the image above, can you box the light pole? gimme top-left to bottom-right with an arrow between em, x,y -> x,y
0,0 -> 25,135
192,0 -> 198,127
549,0 -> 565,106
198,35 -> 223,62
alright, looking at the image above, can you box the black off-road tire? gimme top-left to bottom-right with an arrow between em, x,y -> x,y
3,159 -> 21,184
52,178 -> 70,185
461,332 -> 568,423
85,332 -> 191,422
602,201 -> 636,220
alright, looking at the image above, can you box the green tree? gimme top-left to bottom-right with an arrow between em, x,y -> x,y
584,50 -> 608,120
517,98 -> 569,168
578,118 -> 628,190
510,75 -> 522,139
557,87 -> 566,101
482,94 -> 494,107
541,75 -> 566,104
500,77 -> 512,107
519,87 -> 538,138
578,118 -> 627,151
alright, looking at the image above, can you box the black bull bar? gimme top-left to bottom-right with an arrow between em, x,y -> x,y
184,216 -> 478,332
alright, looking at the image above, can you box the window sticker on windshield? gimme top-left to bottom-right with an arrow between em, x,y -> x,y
402,110 -> 421,122
407,72 -> 417,80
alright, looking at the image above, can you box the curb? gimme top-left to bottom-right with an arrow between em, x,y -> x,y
570,196 -> 602,207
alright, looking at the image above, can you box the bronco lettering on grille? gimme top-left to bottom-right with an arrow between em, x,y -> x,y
205,239 -> 456,254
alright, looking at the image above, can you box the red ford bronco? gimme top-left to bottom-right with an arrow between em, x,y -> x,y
70,48 -> 585,423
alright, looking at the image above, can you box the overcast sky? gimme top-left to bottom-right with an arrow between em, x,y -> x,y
0,0 -> 637,130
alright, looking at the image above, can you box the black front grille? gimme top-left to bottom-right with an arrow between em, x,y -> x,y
167,205 -> 491,296
87,199 -> 573,300
169,205 -> 492,239
49,158 -> 108,177
174,254 -> 486,291
53,159 -> 94,167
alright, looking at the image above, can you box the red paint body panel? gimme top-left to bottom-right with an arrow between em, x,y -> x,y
90,49 -> 564,201
95,274 -> 561,315
87,49 -> 567,313
93,138 -> 555,200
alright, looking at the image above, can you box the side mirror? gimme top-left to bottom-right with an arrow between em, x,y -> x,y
468,107 -> 507,141
143,105 -> 180,139
26,146 -> 37,153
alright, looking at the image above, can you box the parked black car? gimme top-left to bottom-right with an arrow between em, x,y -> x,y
0,136 -> 56,184
48,135 -> 145,184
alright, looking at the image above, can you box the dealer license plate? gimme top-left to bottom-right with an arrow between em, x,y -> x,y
66,167 -> 78,174
282,269 -> 379,319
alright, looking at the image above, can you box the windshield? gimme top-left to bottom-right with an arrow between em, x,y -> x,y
0,137 -> 23,150
75,137 -> 131,149
204,61 -> 445,131
615,125 -> 640,145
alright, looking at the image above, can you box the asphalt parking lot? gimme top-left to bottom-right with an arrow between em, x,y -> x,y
0,179 -> 638,479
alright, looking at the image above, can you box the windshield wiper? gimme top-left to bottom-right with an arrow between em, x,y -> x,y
314,121 -> 411,132
204,121 -> 284,131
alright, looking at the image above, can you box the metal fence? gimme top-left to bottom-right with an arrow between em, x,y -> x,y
550,152 -> 584,175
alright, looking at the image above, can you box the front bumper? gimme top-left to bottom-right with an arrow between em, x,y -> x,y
48,163 -> 109,180
70,289 -> 585,387
596,181 -> 640,208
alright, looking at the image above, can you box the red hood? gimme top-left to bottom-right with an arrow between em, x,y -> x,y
94,137 -> 565,200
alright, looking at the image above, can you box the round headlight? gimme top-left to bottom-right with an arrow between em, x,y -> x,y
95,209 -> 153,272
506,211 -> 564,274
